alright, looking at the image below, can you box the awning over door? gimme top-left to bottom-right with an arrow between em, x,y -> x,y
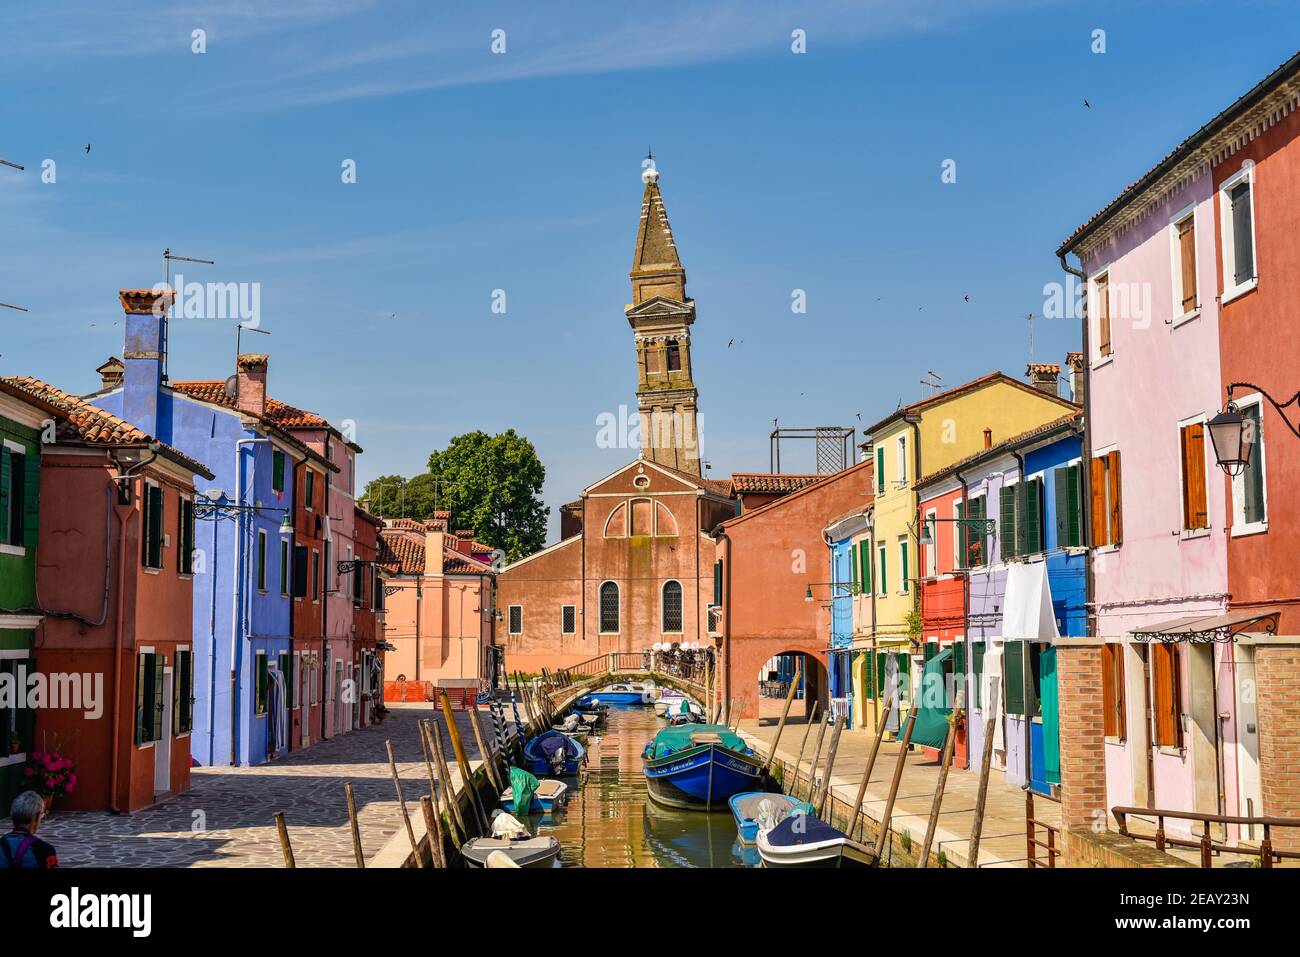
1131,609 -> 1279,644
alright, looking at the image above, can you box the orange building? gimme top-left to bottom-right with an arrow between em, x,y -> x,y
3,377 -> 213,813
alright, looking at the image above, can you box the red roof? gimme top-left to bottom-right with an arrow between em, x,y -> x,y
377,528 -> 494,577
729,473 -> 824,496
1,376 -> 213,478
170,380 -> 338,470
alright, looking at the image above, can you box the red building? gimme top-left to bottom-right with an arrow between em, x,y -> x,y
712,458 -> 874,720
287,452 -> 336,749
1210,55 -> 1300,841
4,377 -> 213,813
916,482 -> 969,766
352,505 -> 384,725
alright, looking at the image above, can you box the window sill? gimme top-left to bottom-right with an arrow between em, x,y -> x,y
1180,527 -> 1211,541
1091,355 -> 1115,372
1170,308 -> 1201,329
143,567 -> 161,575
1094,543 -> 1120,554
1104,736 -> 1126,747
136,741 -> 155,751
0,752 -> 26,769
0,544 -> 27,557
1156,745 -> 1185,758
1231,521 -> 1268,539
1221,278 -> 1258,306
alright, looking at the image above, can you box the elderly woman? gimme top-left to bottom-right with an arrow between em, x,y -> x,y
1,791 -> 58,869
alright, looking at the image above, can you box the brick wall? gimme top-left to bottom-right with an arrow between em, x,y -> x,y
1057,643 -> 1108,838
1255,643 -> 1300,852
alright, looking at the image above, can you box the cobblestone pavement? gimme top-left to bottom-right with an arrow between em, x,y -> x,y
4,704 -> 506,868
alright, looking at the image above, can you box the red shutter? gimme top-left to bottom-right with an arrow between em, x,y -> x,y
1108,450 -> 1123,545
1096,274 -> 1112,357
1090,456 -> 1108,546
1178,217 -> 1198,313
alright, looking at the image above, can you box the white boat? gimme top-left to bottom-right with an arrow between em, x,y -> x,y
461,835 -> 561,868
756,814 -> 875,868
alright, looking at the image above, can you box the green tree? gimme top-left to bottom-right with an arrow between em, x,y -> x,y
427,430 -> 548,563
360,473 -> 438,521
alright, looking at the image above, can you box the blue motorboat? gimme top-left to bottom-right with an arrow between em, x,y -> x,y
728,792 -> 813,845
577,682 -> 653,706
642,724 -> 762,811
523,729 -> 586,776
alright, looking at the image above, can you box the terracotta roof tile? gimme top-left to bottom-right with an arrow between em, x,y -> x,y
1,375 -> 213,479
169,380 -> 338,470
729,473 -> 824,495
917,413 -> 1083,488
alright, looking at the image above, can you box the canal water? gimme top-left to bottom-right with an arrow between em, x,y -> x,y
522,703 -> 760,868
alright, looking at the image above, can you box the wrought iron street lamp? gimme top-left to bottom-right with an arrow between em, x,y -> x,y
193,491 -> 292,535
1210,382 -> 1300,476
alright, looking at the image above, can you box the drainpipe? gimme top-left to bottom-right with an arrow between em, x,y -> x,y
1011,446 -> 1032,788
107,446 -> 158,814
1058,253 -> 1094,639
233,438 -> 269,766
208,511 -> 219,764
956,465 -> 972,770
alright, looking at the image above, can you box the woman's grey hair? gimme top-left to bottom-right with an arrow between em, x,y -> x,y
9,791 -> 45,829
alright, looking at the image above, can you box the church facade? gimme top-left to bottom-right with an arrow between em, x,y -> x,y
497,166 -> 733,673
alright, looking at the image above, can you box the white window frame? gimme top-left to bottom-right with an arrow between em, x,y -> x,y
896,435 -> 908,485
660,579 -> 684,634
1218,161 -> 1259,305
508,604 -> 523,635
951,498 -> 964,570
254,650 -> 268,718
1176,413 -> 1211,539
561,604 -> 576,635
1167,202 -> 1201,327
1229,392 -> 1268,537
292,651 -> 302,711
923,508 -> 938,578
0,438 -> 27,556
1089,265 -> 1114,368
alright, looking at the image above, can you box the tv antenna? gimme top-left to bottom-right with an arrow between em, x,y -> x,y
920,370 -> 943,392
162,248 -> 215,382
0,159 -> 24,172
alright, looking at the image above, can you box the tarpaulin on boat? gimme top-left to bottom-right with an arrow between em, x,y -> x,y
646,724 -> 749,760
509,766 -> 539,813
911,646 -> 954,751
765,813 -> 846,847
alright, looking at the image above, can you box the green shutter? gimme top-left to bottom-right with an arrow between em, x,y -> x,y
176,650 -> 193,734
1025,478 -> 1043,554
151,654 -> 165,741
1000,485 -> 1018,560
143,484 -> 163,568
280,541 -> 289,595
876,446 -> 885,492
1004,641 -> 1025,716
878,546 -> 887,594
292,546 -> 308,598
713,560 -> 722,607
22,451 -> 38,550
256,655 -> 269,715
849,542 -> 858,592
273,450 -> 285,493
0,444 -> 9,543
971,641 -> 985,708
859,540 -> 871,593
135,653 -> 148,743
924,642 -> 938,660
1054,466 -> 1069,548
876,653 -> 887,697
1067,464 -> 1082,547
280,653 -> 293,709
900,542 -> 909,592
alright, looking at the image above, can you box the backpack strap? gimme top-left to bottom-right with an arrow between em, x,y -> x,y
0,834 -> 37,868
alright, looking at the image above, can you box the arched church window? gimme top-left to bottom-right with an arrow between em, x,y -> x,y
600,581 -> 620,633
662,580 -> 683,633
666,340 -> 681,372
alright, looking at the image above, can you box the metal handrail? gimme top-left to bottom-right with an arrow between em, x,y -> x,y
1112,805 -> 1300,868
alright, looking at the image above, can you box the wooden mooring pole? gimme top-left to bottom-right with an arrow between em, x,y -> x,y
344,782 -> 365,868
847,694 -> 894,841
427,717 -> 469,841
874,709 -> 917,860
469,704 -> 503,794
967,695 -> 1001,867
918,709 -> 963,867
816,713 -> 846,817
386,739 -> 427,868
803,712 -> 830,803
420,795 -> 447,869
415,722 -> 452,865
439,692 -> 490,831
274,811 -> 296,868
760,661 -> 802,776
786,700 -> 819,797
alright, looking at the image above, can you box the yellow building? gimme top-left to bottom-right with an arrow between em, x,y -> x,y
859,371 -> 1078,735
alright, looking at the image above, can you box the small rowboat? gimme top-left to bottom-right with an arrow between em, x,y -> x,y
728,792 -> 811,845
523,729 -> 586,776
756,813 -> 876,868
642,725 -> 762,811
461,835 -> 561,869
500,778 -> 569,814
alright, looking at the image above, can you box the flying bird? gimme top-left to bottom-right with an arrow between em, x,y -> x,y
964,294 -> 970,302
84,143 -> 91,153
1083,99 -> 1091,109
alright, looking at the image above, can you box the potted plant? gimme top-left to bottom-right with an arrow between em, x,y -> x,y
7,731 -> 20,756
373,703 -> 389,724
23,751 -> 77,813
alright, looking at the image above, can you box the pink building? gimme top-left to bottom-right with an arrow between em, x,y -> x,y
377,519 -> 496,701
1061,163 -> 1243,836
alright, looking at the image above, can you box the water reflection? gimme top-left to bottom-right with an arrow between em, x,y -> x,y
521,704 -> 757,868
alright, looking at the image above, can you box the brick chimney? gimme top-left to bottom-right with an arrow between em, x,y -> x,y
96,356 -> 124,391
428,510 -> 450,533
983,428 -> 993,450
120,289 -> 175,440
453,529 -> 474,557
235,353 -> 268,416
1027,362 -> 1061,396
1066,352 -> 1085,406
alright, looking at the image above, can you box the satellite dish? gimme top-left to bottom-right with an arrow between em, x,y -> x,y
223,374 -> 238,399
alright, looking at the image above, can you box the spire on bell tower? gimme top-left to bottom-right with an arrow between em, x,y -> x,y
625,156 -> 702,475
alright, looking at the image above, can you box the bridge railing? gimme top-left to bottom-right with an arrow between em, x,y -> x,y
539,651 -> 713,704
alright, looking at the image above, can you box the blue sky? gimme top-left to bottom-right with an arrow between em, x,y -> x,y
2,1 -> 1297,539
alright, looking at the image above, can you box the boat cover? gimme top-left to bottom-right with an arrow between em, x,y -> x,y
509,766 -> 539,812
531,730 -> 571,762
764,813 -> 846,848
732,793 -> 809,821
646,724 -> 749,760
912,646 -> 955,751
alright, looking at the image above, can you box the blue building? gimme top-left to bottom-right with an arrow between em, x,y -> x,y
823,508 -> 872,729
88,290 -> 334,766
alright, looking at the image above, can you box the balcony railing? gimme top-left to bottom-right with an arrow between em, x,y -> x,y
1112,806 -> 1300,868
